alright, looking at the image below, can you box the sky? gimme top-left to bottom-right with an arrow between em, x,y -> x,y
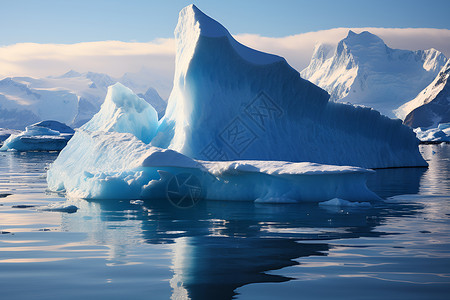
1,0 -> 449,98
2,0 -> 450,45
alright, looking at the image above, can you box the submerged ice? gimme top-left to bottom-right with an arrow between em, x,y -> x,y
47,5 -> 427,203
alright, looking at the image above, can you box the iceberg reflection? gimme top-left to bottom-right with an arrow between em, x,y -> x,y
61,197 -> 418,299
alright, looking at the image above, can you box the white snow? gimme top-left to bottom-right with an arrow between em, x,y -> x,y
151,5 -> 426,169
399,60 -> 450,128
0,78 -> 78,129
301,31 -> 447,118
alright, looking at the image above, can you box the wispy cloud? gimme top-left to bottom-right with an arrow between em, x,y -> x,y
0,28 -> 448,85
235,28 -> 450,71
0,39 -> 175,79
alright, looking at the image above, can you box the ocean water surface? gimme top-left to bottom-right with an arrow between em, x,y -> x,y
0,145 -> 449,299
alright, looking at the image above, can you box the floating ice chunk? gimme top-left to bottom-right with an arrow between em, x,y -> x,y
130,200 -> 144,205
81,82 -> 158,144
414,125 -> 450,142
319,198 -> 372,207
40,203 -> 78,213
0,123 -> 72,151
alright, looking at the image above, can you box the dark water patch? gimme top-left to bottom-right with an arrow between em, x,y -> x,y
12,205 -> 36,209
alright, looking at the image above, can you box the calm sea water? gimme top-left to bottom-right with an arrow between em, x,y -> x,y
0,145 -> 449,300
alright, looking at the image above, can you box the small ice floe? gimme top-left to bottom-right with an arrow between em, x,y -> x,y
12,205 -> 36,209
130,200 -> 144,205
319,198 -> 371,208
39,202 -> 78,213
0,193 -> 12,198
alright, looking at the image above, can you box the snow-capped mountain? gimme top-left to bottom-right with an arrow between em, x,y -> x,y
301,30 -> 447,118
0,71 -> 167,129
137,87 -> 167,119
401,60 -> 450,128
119,67 -> 173,100
0,77 -> 78,129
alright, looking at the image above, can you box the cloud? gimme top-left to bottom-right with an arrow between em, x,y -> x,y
0,39 -> 175,78
235,28 -> 450,71
0,28 -> 448,89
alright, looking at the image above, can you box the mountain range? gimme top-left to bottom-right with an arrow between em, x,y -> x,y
301,30 -> 447,119
0,71 -> 167,130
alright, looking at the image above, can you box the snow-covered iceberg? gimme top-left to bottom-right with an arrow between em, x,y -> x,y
47,83 -> 379,203
47,5 -> 429,203
414,123 -> 450,143
0,121 -> 73,151
150,5 -> 425,169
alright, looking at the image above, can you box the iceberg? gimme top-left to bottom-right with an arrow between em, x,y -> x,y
414,123 -> 450,143
32,120 -> 75,134
0,121 -> 73,151
47,5 -> 427,203
81,83 -> 159,144
150,5 -> 426,169
47,83 -> 379,203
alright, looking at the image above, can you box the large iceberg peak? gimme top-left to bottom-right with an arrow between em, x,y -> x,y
175,4 -> 284,68
152,6 -> 425,168
82,82 -> 158,144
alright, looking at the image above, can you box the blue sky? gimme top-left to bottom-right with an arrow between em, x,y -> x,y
2,0 -> 450,45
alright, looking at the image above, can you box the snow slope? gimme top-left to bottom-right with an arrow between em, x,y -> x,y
0,77 -> 78,129
47,83 -> 379,203
151,5 -> 426,169
401,61 -> 450,128
301,31 -> 447,118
